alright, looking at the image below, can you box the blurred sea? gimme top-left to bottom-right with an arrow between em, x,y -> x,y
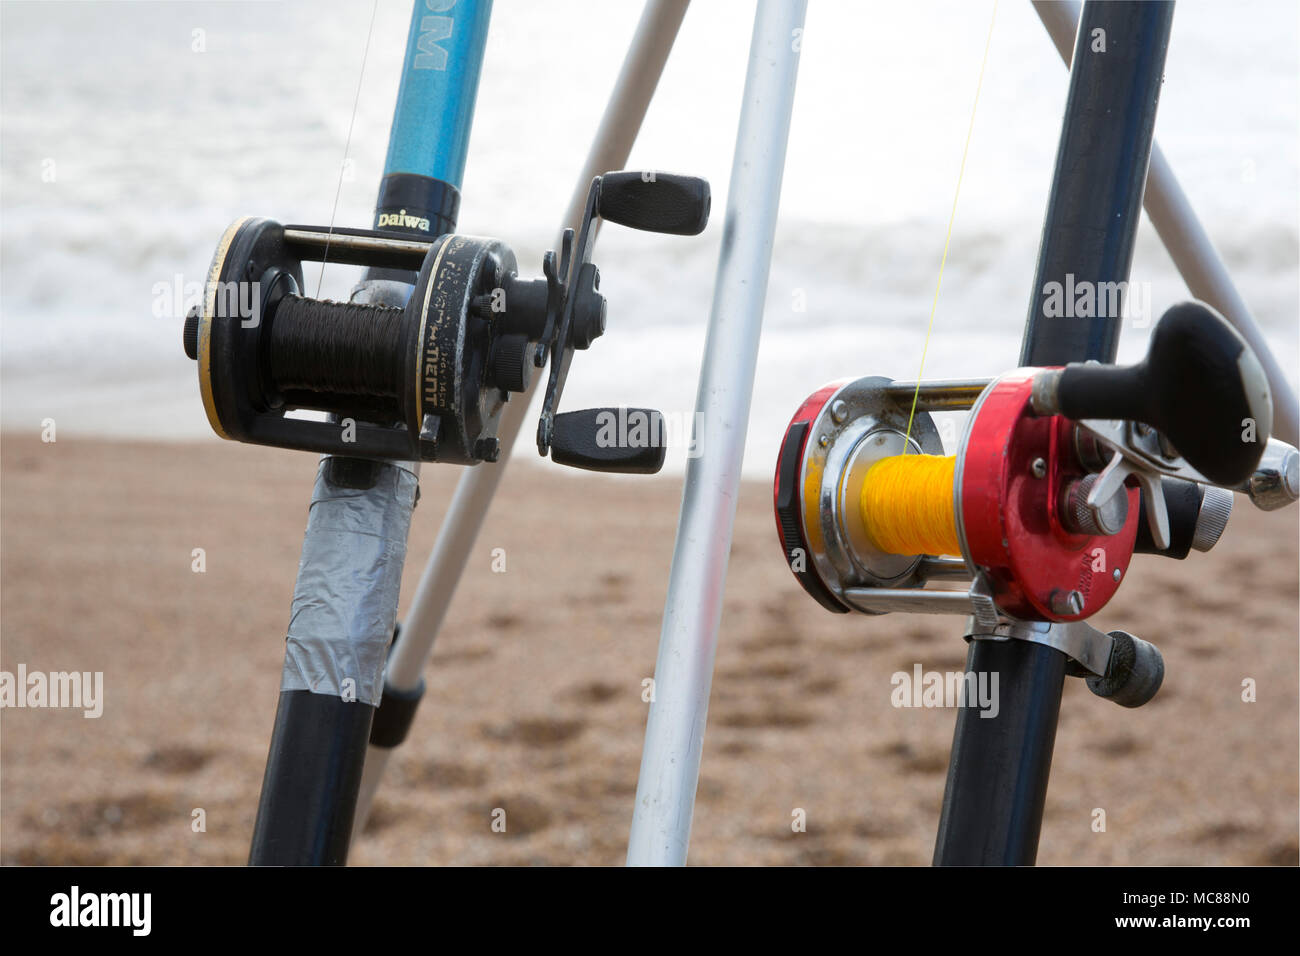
2,0 -> 1296,475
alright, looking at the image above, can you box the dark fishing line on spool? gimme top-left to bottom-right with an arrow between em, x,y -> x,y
268,296 -> 407,399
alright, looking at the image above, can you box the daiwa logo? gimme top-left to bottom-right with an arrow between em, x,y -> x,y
377,208 -> 432,232
414,0 -> 456,71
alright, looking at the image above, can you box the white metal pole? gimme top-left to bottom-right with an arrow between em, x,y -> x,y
626,0 -> 807,867
1033,0 -> 1299,446
350,0 -> 692,839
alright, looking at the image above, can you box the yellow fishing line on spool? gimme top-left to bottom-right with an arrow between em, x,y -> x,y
859,454 -> 961,557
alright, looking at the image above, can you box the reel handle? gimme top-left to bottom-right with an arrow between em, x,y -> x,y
1050,301 -> 1272,485
597,172 -> 711,236
536,171 -> 711,467
550,407 -> 667,474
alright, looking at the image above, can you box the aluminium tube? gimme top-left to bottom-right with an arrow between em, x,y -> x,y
626,0 -> 807,867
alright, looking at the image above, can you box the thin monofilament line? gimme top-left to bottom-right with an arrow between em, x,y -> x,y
903,0 -> 998,454
316,0 -> 380,298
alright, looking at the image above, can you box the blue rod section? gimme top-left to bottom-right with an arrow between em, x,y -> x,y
383,0 -> 493,188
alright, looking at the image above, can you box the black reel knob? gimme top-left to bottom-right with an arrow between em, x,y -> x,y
551,407 -> 667,475
1087,630 -> 1165,708
488,334 -> 533,393
183,308 -> 200,360
1046,301 -> 1272,485
597,171 -> 711,236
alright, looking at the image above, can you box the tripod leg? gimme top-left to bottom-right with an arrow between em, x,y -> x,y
626,0 -> 807,867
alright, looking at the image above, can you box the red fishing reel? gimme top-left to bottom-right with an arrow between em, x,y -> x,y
774,373 -> 1138,623
774,302 -> 1269,626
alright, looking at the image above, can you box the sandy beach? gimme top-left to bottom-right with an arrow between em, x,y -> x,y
1,432 -> 1296,866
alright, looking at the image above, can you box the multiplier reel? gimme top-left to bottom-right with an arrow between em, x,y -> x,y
775,301 -> 1298,706
183,171 -> 710,471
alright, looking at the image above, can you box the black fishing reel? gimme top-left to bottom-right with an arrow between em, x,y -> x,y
183,171 -> 710,470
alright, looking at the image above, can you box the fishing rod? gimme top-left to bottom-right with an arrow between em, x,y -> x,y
180,0 -> 710,865
1032,0 -> 1300,449
771,0 -> 1298,866
349,0 -> 696,839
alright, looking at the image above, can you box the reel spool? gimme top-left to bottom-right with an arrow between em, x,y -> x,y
188,218 -> 522,464
183,171 -> 711,470
775,301 -> 1277,625
774,376 -> 946,614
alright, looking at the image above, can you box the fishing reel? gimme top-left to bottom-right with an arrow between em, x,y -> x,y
775,301 -> 1296,706
183,171 -> 710,470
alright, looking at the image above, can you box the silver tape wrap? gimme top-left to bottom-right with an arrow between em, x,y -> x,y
280,458 -> 419,705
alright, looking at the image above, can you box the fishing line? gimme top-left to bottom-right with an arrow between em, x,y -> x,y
901,0 -> 998,455
856,3 -> 996,561
859,454 -> 961,557
269,295 -> 405,398
315,0 -> 381,298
